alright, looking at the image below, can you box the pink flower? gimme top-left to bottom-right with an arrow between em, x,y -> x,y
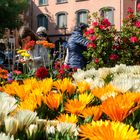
137,3 -> 140,11
135,21 -> 140,28
109,54 -> 119,60
95,58 -> 99,63
127,7 -> 133,13
92,21 -> 98,27
13,70 -> 22,75
89,35 -> 97,41
130,36 -> 138,43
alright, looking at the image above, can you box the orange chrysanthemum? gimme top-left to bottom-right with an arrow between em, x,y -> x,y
56,113 -> 78,124
64,99 -> 86,115
36,40 -> 55,48
77,81 -> 90,94
91,84 -> 119,101
80,106 -> 102,121
101,93 -> 140,121
79,120 -> 140,140
43,92 -> 62,110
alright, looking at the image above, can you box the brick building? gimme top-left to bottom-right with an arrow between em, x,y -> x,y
29,0 -> 140,41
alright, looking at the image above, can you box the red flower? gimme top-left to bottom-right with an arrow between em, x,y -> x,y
13,70 -> 22,75
137,3 -> 140,11
89,35 -> 97,41
35,66 -> 48,79
23,40 -> 35,50
99,25 -> 106,30
109,54 -> 119,60
61,64 -> 70,69
88,28 -> 95,34
130,36 -> 138,43
102,18 -> 111,27
127,7 -> 133,13
112,45 -> 121,50
59,69 -> 65,75
92,21 -> 98,27
87,43 -> 96,49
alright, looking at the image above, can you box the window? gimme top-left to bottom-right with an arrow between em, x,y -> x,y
56,12 -> 67,28
37,14 -> 48,29
56,0 -> 67,4
39,0 -> 47,5
76,10 -> 89,25
100,7 -> 115,25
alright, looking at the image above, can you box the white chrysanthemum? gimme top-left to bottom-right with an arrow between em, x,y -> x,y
97,67 -> 111,79
0,133 -> 14,140
46,125 -> 55,134
56,122 -> 79,136
111,74 -> 140,92
26,124 -> 38,137
0,92 -> 17,122
15,110 -> 37,130
73,69 -> 86,82
4,117 -> 18,135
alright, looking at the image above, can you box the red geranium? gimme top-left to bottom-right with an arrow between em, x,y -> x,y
35,66 -> 48,79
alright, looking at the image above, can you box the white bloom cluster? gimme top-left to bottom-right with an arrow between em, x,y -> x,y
73,64 -> 140,91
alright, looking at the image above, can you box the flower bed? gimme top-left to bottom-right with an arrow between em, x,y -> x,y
0,64 -> 140,139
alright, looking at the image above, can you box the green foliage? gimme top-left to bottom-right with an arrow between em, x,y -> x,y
0,0 -> 28,36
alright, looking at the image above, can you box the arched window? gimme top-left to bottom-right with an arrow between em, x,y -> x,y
56,12 -> 68,28
100,7 -> 115,25
56,0 -> 67,3
37,14 -> 48,29
39,0 -> 47,5
76,9 -> 89,25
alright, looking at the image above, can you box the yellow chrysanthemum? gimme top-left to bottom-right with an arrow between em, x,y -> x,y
17,49 -> 26,54
91,84 -> 119,101
79,120 -> 140,140
77,81 -> 90,94
80,106 -> 102,121
64,99 -> 86,115
101,93 -> 139,121
53,78 -> 75,94
21,52 -> 30,57
57,113 -> 78,124
43,92 -> 62,110
79,93 -> 94,105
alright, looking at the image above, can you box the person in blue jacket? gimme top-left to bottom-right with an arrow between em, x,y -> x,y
65,23 -> 90,69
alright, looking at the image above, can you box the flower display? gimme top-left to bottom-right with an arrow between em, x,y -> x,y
23,40 -> 35,50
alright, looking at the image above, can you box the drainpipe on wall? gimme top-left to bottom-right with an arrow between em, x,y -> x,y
120,0 -> 122,31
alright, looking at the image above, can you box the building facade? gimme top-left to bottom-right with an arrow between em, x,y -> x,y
29,0 -> 139,41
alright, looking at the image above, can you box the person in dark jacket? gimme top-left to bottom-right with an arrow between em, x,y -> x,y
66,23 -> 89,69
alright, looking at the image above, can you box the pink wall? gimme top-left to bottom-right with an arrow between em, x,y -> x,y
31,0 -> 136,41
